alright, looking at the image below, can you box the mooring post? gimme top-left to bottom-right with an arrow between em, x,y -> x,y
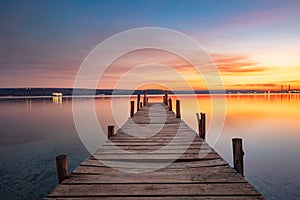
108,125 -> 114,138
130,101 -> 134,117
140,102 -> 143,109
56,155 -> 68,183
143,91 -> 147,106
200,113 -> 206,139
196,113 -> 201,136
176,100 -> 181,118
164,91 -> 168,106
169,98 -> 172,111
137,94 -> 140,111
232,138 -> 244,176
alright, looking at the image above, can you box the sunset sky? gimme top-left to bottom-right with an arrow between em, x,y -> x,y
1,0 -> 300,90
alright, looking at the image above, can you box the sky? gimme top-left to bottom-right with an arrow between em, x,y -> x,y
1,0 -> 300,90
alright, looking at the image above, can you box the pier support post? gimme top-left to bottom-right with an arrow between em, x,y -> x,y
232,138 -> 244,176
164,91 -> 168,106
176,100 -> 181,118
108,125 -> 114,138
56,155 -> 68,183
200,113 -> 206,139
196,113 -> 201,137
140,102 -> 143,109
143,91 -> 147,106
137,94 -> 140,111
130,101 -> 134,117
169,98 -> 172,111
196,113 -> 206,139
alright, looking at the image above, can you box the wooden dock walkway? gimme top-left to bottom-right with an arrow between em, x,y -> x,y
46,102 -> 264,199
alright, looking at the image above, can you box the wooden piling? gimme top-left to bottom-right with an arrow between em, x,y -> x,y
176,100 -> 181,118
56,155 -> 68,183
164,91 -> 168,106
165,91 -> 168,105
200,113 -> 206,139
137,94 -> 140,111
143,91 -> 147,106
130,101 -> 134,117
232,138 -> 244,176
196,112 -> 206,139
140,102 -> 142,109
108,125 -> 114,138
168,98 -> 172,111
196,113 -> 201,136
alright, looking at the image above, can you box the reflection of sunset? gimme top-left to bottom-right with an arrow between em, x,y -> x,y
52,96 -> 62,105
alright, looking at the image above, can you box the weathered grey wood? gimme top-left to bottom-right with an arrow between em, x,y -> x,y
47,102 -> 263,199
48,183 -> 261,197
107,125 -> 114,138
63,171 -> 247,184
232,138 -> 244,176
56,155 -> 68,183
176,100 -> 181,118
80,158 -> 228,169
45,197 -> 265,200
130,101 -> 134,117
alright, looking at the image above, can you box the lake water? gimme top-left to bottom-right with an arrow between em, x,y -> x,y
0,94 -> 299,199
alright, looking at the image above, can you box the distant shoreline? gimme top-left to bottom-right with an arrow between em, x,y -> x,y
0,88 -> 299,97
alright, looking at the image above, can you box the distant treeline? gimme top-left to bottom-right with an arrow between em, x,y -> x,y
0,88 -> 283,97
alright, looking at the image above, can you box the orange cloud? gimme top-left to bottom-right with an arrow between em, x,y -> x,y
211,53 -> 268,75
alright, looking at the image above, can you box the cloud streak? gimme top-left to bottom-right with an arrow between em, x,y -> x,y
211,53 -> 268,75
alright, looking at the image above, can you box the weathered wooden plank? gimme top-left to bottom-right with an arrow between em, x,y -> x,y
80,158 -> 228,169
45,197 -> 265,200
73,165 -> 236,174
99,144 -> 212,151
62,171 -> 247,184
48,183 -> 261,197
95,148 -> 215,154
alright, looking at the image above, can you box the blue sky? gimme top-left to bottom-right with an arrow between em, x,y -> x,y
1,0 -> 300,89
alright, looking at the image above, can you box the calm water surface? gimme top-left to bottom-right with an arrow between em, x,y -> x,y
0,94 -> 299,199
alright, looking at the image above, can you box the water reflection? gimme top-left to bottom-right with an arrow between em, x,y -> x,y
52,96 -> 62,105
0,94 -> 299,199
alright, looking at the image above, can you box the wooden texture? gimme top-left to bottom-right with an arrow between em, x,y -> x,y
232,138 -> 244,176
164,91 -> 168,106
130,101 -> 134,117
176,100 -> 181,118
56,155 -> 68,184
107,125 -> 114,138
143,91 -> 146,106
137,94 -> 140,111
47,103 -> 263,199
169,98 -> 172,111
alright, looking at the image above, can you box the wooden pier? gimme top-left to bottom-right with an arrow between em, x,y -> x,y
46,101 -> 264,199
